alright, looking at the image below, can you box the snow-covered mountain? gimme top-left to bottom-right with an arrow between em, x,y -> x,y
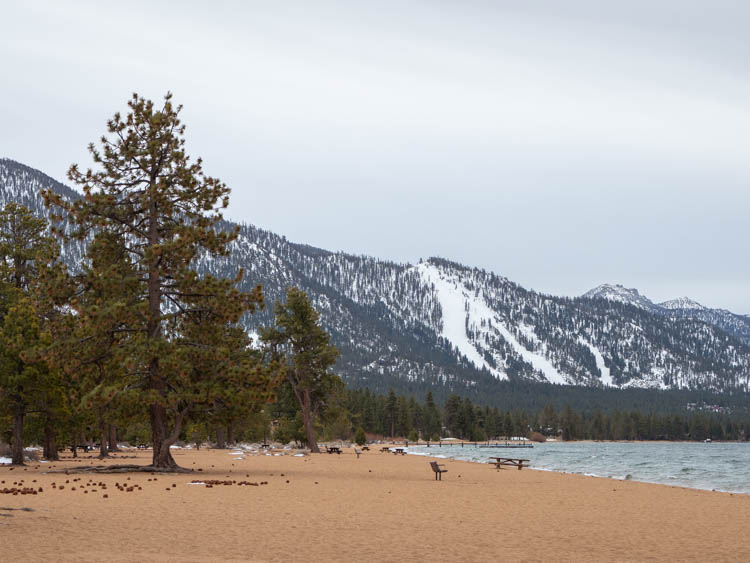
659,297 -> 707,311
583,284 -> 661,312
3,158 -> 750,396
584,284 -> 750,345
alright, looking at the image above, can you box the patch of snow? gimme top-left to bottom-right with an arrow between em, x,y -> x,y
0,456 -> 11,464
417,263 -> 503,378
583,283 -> 658,311
247,330 -> 260,348
659,297 -> 706,311
578,337 -> 613,386
494,322 -> 568,384
518,324 -> 540,343
620,366 -> 669,390
416,263 -> 567,384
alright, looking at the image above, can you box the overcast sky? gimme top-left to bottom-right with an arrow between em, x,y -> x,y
3,1 -> 749,312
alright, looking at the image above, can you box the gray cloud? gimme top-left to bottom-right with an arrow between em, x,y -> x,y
2,0 -> 749,311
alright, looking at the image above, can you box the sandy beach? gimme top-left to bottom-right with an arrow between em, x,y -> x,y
1,446 -> 749,562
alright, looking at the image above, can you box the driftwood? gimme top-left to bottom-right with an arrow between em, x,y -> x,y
48,464 -> 193,474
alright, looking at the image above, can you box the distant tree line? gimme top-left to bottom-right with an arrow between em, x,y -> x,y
344,376 -> 750,421
337,389 -> 750,443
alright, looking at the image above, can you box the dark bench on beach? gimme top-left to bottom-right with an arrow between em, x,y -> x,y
490,457 -> 530,470
380,447 -> 391,453
393,448 -> 406,455
429,461 -> 448,480
325,446 -> 341,455
361,446 -> 370,451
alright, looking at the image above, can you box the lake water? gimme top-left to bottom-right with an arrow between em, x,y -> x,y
408,441 -> 750,494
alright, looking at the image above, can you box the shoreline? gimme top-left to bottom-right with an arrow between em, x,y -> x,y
405,440 -> 750,496
2,446 -> 750,561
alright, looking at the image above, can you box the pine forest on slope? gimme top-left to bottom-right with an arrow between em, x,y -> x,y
2,157 -> 749,404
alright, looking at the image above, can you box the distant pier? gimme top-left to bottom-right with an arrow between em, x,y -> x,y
412,439 -> 534,449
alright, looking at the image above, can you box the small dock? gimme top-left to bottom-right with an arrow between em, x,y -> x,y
418,439 -> 534,449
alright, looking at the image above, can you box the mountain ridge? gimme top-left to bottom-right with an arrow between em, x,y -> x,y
2,157 -> 749,397
584,283 -> 750,345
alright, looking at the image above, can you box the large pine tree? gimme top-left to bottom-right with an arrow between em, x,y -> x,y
44,92 -> 270,469
261,287 -> 339,453
0,202 -> 60,465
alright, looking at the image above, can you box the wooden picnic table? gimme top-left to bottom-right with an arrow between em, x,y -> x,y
393,448 -> 406,455
490,457 -> 530,470
361,446 -> 370,451
325,446 -> 342,455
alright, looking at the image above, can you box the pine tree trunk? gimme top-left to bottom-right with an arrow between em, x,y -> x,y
108,425 -> 120,452
98,418 -> 109,458
71,428 -> 81,457
146,190 -> 179,469
150,403 -> 178,468
216,426 -> 226,449
44,424 -> 59,461
11,407 -> 24,466
227,423 -> 234,446
301,390 -> 320,453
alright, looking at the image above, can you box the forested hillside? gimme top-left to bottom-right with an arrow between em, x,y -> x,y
2,157 -> 750,402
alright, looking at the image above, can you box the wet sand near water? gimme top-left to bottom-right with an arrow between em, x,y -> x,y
1,446 -> 748,562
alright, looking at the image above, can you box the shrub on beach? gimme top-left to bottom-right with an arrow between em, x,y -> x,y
528,431 -> 546,443
354,427 -> 367,446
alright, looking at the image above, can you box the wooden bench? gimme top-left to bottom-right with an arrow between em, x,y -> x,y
393,448 -> 406,455
361,446 -> 370,451
325,446 -> 341,455
429,461 -> 448,480
490,457 -> 530,470
380,447 -> 391,453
